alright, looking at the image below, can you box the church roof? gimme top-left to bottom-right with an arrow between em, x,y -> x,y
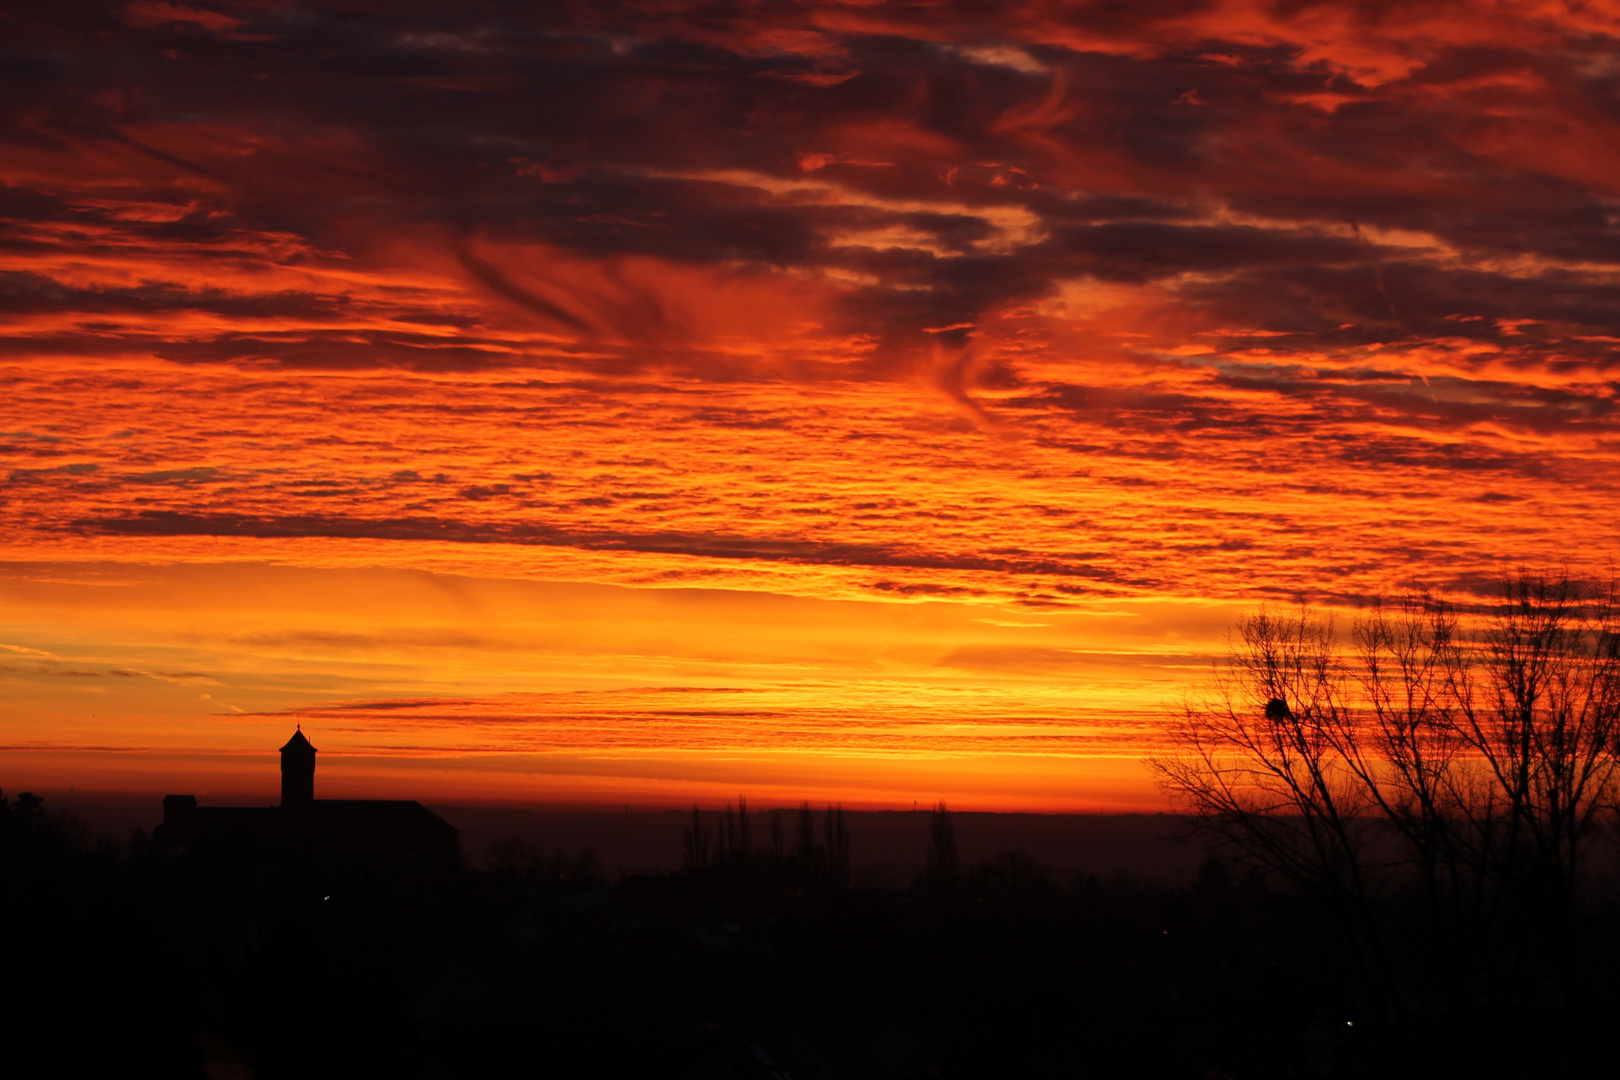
291,799 -> 458,836
279,727 -> 316,753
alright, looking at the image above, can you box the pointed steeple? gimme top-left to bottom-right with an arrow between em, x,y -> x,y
280,725 -> 316,805
279,725 -> 315,754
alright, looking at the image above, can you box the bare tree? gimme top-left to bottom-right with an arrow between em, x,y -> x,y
1147,572 -> 1620,1028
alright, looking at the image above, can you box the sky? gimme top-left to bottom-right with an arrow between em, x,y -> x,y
3,0 -> 1619,810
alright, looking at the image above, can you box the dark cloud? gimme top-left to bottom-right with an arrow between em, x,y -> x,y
2,0 -> 1618,607
3,1 -> 1615,367
74,508 -> 1133,584
0,271 -> 351,321
154,332 -> 531,371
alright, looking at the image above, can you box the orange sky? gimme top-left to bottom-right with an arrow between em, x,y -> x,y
4,0 -> 1619,810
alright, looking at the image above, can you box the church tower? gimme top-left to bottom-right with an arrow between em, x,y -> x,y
280,727 -> 316,806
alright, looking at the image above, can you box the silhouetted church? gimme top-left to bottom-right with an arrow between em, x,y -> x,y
151,728 -> 458,876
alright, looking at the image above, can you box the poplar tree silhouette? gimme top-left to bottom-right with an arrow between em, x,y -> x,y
924,802 -> 959,895
682,798 -> 848,893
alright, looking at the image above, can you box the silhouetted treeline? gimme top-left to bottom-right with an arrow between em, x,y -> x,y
5,785 -> 1614,1078
682,798 -> 851,900
0,789 -> 200,1075
482,834 -> 605,886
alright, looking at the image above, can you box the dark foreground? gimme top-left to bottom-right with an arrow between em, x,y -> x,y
4,794 -> 1609,1079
